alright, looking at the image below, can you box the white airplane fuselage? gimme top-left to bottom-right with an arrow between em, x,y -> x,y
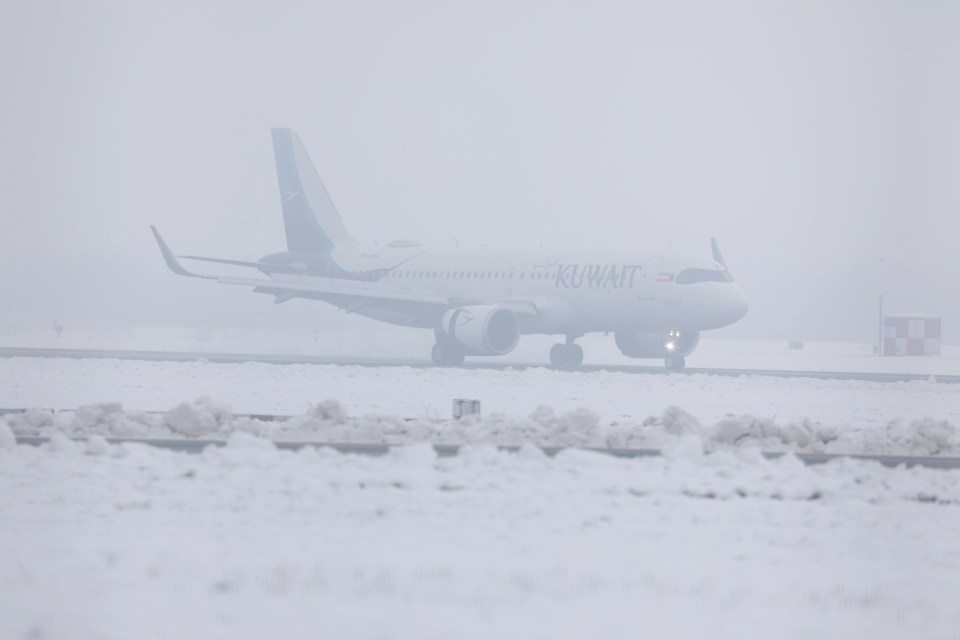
152,128 -> 749,370
268,245 -> 749,335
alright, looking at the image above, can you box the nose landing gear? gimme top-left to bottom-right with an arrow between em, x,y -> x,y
550,335 -> 584,368
664,329 -> 686,371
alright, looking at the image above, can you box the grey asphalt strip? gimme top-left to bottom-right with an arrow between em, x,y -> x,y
2,346 -> 957,384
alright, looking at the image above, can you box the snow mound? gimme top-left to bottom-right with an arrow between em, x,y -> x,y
73,403 -> 158,438
47,432 -> 83,453
164,397 -> 232,437
528,406 -> 601,447
907,417 -> 957,454
1,408 -> 55,435
0,420 -> 15,449
307,399 -> 346,423
660,405 -> 705,437
703,414 -> 959,456
85,434 -> 114,456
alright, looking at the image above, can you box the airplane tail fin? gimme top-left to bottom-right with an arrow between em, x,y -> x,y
271,128 -> 357,253
710,238 -> 726,267
711,238 -> 735,278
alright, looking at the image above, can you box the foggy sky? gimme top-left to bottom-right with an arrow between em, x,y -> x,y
2,0 -> 958,343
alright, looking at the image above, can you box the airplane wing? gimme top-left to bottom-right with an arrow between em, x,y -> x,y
152,227 -> 543,320
218,274 -> 451,306
179,255 -> 308,275
151,226 -> 450,310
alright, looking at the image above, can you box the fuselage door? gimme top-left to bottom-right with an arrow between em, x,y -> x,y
636,258 -> 660,300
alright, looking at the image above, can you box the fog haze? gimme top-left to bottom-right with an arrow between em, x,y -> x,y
2,0 -> 958,343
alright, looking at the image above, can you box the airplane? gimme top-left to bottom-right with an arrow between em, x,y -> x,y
151,129 -> 748,370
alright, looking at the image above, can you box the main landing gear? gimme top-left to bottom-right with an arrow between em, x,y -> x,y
550,335 -> 583,368
432,340 -> 465,366
665,354 -> 686,371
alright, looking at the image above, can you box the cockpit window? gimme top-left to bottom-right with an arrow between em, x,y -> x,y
675,268 -> 733,284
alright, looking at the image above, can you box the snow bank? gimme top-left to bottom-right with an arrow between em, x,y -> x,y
4,398 -> 959,457
7,357 -> 957,435
3,430 -> 960,640
702,412 -> 959,455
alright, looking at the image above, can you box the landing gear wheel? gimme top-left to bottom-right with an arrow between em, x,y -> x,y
549,344 -> 564,366
665,354 -> 686,371
550,343 -> 584,368
567,344 -> 584,367
431,341 -> 465,366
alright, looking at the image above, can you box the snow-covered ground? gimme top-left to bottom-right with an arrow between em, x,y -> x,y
4,323 -> 960,638
2,435 -> 960,640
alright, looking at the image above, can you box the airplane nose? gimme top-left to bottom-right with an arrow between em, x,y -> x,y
729,285 -> 749,322
696,284 -> 750,329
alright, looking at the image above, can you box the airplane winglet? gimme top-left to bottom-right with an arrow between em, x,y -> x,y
150,226 -> 216,279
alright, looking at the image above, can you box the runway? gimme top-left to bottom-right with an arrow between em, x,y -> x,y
14,435 -> 960,469
2,346 -> 957,384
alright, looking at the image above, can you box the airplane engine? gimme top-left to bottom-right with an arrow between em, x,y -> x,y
614,330 -> 700,358
440,305 -> 521,356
